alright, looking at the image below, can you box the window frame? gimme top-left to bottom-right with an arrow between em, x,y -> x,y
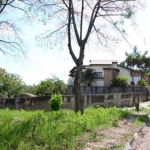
94,72 -> 103,79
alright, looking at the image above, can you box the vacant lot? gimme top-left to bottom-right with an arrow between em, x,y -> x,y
0,107 -> 148,150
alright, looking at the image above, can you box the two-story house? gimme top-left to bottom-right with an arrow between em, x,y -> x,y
68,60 -> 141,86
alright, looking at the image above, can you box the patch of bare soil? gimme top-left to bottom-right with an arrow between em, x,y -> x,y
75,116 -> 143,150
130,121 -> 150,150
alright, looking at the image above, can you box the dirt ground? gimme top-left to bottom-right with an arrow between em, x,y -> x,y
75,116 -> 143,150
130,121 -> 150,150
75,101 -> 150,150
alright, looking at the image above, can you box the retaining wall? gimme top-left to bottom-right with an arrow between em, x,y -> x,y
0,92 -> 147,110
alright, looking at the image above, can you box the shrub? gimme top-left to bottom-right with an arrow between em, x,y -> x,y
111,76 -> 128,87
137,79 -> 147,87
49,94 -> 63,111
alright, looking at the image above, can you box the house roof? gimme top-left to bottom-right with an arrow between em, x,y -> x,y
68,60 -> 141,77
118,65 -> 141,73
69,65 -> 88,73
89,60 -> 118,65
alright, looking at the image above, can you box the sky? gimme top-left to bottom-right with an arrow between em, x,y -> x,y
0,1 -> 150,85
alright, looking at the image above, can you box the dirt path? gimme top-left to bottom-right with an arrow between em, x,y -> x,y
130,121 -> 150,150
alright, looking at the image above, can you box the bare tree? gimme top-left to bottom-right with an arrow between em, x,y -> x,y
0,0 -> 37,57
36,0 -> 143,114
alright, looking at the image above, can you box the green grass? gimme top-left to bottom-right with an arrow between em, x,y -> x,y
0,107 -> 148,150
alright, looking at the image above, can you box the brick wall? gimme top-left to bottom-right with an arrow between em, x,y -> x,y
103,68 -> 119,86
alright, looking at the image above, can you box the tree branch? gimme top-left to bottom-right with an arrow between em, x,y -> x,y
84,1 -> 100,44
80,0 -> 84,41
70,0 -> 80,45
68,0 -> 77,64
0,0 -> 10,14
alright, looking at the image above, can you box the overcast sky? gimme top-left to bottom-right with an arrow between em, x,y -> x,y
0,1 -> 150,85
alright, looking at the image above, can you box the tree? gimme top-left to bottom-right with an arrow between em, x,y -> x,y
36,76 -> 66,96
0,71 -> 25,98
24,84 -> 38,95
137,79 -> 147,87
0,0 -> 36,57
120,46 -> 150,112
36,79 -> 54,96
36,0 -> 143,114
52,76 -> 66,94
111,75 -> 128,87
120,46 -> 150,80
82,68 -> 96,86
0,68 -> 6,74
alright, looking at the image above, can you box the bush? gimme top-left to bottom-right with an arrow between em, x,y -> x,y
111,76 -> 128,87
49,94 -> 63,111
137,79 -> 147,87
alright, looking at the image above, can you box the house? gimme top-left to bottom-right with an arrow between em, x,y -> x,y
68,60 -> 141,86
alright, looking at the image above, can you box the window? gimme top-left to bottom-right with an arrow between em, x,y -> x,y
94,72 -> 103,79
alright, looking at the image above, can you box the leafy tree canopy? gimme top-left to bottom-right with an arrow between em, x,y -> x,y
120,46 -> 150,78
24,84 -> 38,96
111,75 -> 128,87
0,70 -> 25,98
82,68 -> 96,86
120,46 -> 150,73
35,76 -> 66,96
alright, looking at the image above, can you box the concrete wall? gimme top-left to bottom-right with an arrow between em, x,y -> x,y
62,92 -> 147,109
65,86 -> 148,95
0,96 -> 51,110
0,92 -> 148,110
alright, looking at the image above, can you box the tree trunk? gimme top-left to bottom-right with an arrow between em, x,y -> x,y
74,65 -> 84,114
135,86 -> 141,112
132,85 -> 135,106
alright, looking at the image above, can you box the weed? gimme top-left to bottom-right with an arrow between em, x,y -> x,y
122,133 -> 131,140
111,143 -> 124,149
134,114 -> 149,124
0,107 -> 148,150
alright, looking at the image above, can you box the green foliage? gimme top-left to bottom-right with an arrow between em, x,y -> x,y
49,94 -> 63,111
82,68 -> 96,86
36,76 -> 66,96
37,78 -> 54,96
111,76 -> 128,87
0,68 -> 66,97
52,76 -> 67,94
137,79 -> 147,87
0,71 -> 25,98
24,84 -> 38,95
0,107 -> 140,150
134,115 -> 149,125
120,46 -> 150,78
124,10 -> 134,19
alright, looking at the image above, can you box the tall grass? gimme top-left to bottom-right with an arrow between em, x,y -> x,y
0,107 -> 147,150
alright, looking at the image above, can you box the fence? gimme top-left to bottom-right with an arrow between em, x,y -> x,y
65,86 -> 148,95
0,92 -> 148,110
62,92 -> 147,109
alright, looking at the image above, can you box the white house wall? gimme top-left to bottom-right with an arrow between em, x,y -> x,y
117,66 -> 131,84
88,65 -> 109,75
87,65 -> 110,86
91,80 -> 104,86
